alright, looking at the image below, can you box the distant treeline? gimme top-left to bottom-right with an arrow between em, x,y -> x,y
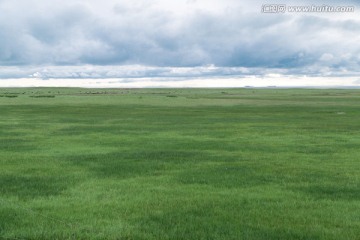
0,95 -> 55,98
29,95 -> 55,98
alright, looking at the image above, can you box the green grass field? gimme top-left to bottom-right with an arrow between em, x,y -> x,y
1,88 -> 359,240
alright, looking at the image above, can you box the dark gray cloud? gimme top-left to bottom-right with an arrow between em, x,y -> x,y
0,0 -> 359,77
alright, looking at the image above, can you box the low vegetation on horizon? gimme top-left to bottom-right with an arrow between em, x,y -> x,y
0,88 -> 359,239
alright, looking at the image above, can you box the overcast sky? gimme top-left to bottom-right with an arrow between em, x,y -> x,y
0,0 -> 359,87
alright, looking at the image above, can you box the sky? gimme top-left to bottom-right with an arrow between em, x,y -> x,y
0,0 -> 359,87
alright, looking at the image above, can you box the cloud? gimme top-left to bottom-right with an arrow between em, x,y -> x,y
0,0 -> 359,78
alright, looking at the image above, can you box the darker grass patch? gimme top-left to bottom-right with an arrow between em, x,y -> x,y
177,162 -> 348,189
0,175 -> 73,199
133,204 -> 241,239
66,150 -> 207,179
0,129 -> 22,138
55,125 -> 125,136
0,207 -> 21,236
176,163 -> 266,188
295,146 -> 338,154
0,138 -> 37,152
239,225 -> 322,240
297,184 -> 360,201
132,199 -> 323,240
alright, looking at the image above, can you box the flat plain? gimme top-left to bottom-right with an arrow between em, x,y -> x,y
0,88 -> 359,240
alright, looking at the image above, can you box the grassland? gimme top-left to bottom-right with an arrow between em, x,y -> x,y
0,88 -> 359,240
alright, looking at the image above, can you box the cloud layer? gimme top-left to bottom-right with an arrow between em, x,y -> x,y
0,0 -> 359,80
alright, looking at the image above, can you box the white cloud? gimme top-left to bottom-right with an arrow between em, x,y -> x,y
319,53 -> 334,62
